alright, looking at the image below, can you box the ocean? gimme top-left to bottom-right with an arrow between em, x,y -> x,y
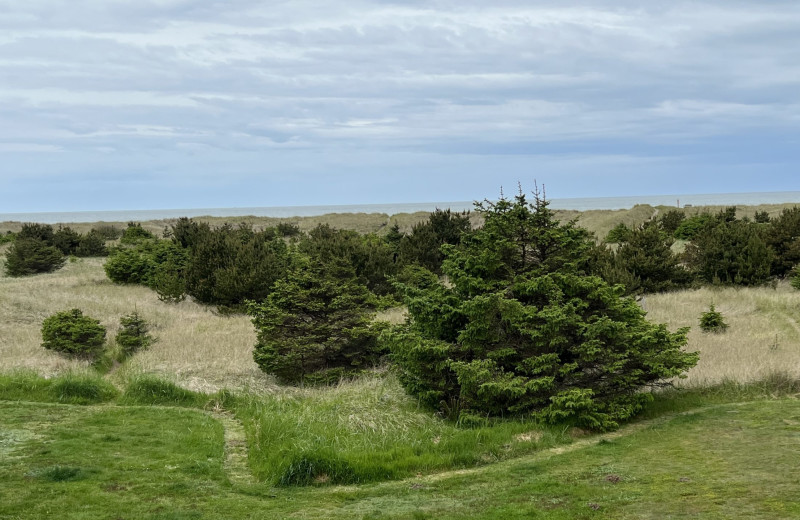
2,191 -> 800,224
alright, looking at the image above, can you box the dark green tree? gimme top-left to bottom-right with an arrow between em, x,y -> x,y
299,224 -> 397,295
699,304 -> 728,333
385,188 -> 696,431
658,209 -> 686,235
398,209 -> 471,274
120,222 -> 155,244
4,238 -> 66,276
52,226 -> 82,255
75,230 -> 108,257
17,223 -> 55,243
604,223 -> 632,244
249,255 -> 385,385
684,218 -> 773,285
674,214 -> 715,240
600,222 -> 690,294
765,207 -> 800,277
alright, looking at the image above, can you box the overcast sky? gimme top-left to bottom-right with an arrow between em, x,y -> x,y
1,1 -> 799,212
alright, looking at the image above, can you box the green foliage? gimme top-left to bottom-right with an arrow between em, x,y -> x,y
791,267 -> 800,290
599,222 -> 690,294
91,224 -> 123,240
386,188 -> 697,431
120,222 -> 156,244
75,230 -> 108,257
249,256 -> 385,385
0,231 -> 15,244
754,210 -> 771,224
674,213 -> 715,240
4,238 -> 66,276
684,216 -> 773,285
17,222 -> 55,243
766,206 -> 800,277
41,309 -> 107,360
182,222 -> 289,307
52,226 -> 81,255
604,222 -> 632,243
115,312 -> 154,358
398,208 -> 471,274
658,209 -> 686,235
299,224 -> 398,295
699,304 -> 728,333
276,221 -> 301,237
104,240 -> 187,292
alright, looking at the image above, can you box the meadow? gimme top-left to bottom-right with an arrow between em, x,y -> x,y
1,204 -> 799,518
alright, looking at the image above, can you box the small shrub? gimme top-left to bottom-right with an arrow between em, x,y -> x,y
92,225 -> 123,240
41,309 -> 107,360
115,312 -> 154,358
0,231 -> 15,244
699,304 -> 728,333
604,223 -> 632,243
791,268 -> 800,291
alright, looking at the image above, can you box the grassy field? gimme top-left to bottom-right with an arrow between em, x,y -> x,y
1,393 -> 798,519
2,205 -> 800,518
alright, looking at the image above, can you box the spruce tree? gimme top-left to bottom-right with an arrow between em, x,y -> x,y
385,187 -> 697,431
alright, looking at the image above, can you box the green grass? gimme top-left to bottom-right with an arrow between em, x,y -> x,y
209,374 -> 569,486
0,370 -> 118,405
1,396 -> 798,518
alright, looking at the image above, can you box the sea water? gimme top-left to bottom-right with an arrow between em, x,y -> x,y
2,191 -> 800,224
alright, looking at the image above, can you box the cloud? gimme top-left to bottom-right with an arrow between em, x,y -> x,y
0,1 -> 799,210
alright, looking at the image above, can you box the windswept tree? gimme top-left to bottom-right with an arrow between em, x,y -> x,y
385,187 -> 697,431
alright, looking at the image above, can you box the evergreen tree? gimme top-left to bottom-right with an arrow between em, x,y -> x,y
765,207 -> 800,277
398,209 -> 471,274
4,238 -> 66,276
385,188 -> 696,431
249,255 -> 384,385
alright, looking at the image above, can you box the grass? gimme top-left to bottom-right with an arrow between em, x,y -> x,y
645,284 -> 800,387
1,395 -> 798,518
231,372 -> 568,486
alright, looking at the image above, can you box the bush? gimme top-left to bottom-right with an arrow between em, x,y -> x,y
115,312 -> 154,358
249,255 -> 385,385
604,223 -> 632,244
104,246 -> 157,285
92,225 -> 123,240
684,217 -> 773,285
699,304 -> 728,333
599,222 -> 691,294
4,238 -> 66,276
658,209 -> 686,235
398,208 -> 471,274
17,223 -> 55,243
75,230 -> 108,257
385,188 -> 697,431
41,309 -> 107,360
120,222 -> 155,244
0,231 -> 15,244
52,226 -> 81,255
766,207 -> 800,277
674,214 -> 715,240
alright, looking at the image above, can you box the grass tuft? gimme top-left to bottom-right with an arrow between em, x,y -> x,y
49,372 -> 119,404
120,375 -> 209,408
34,465 -> 87,482
279,451 -> 358,486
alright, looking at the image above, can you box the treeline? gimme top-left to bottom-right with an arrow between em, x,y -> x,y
100,210 -> 470,308
596,206 -> 800,293
2,223 -> 119,276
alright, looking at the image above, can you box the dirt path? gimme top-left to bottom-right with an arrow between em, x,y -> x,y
208,408 -> 254,487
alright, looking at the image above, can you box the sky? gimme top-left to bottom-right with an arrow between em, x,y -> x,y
1,0 -> 799,212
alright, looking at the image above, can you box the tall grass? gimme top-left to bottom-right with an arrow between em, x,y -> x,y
231,372 -> 567,485
645,284 -> 800,386
0,369 -> 118,404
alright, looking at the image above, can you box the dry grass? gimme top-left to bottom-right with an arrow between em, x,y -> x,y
0,256 -> 268,392
645,284 -> 800,387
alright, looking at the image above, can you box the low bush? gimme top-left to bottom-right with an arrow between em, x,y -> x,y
41,309 -> 107,360
699,304 -> 728,333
